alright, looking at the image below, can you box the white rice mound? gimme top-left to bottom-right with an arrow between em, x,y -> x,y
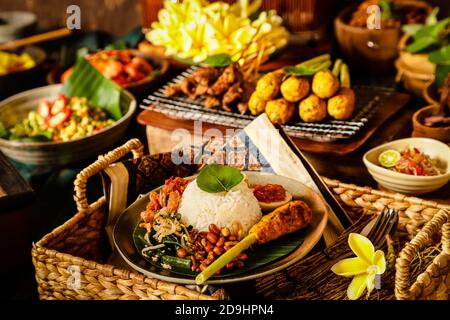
178,179 -> 262,234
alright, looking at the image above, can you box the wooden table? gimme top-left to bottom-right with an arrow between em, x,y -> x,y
137,103 -> 450,205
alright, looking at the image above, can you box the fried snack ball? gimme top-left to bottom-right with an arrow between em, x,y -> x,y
299,94 -> 327,123
256,72 -> 284,100
265,98 -> 295,125
311,70 -> 339,99
248,92 -> 267,116
280,76 -> 310,102
327,88 -> 355,120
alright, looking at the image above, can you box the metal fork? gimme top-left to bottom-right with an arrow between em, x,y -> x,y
363,207 -> 399,249
324,207 -> 399,262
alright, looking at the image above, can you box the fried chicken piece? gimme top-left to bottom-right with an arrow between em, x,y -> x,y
204,96 -> 221,109
207,64 -> 242,96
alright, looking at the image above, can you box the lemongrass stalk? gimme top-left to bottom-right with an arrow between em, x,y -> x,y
340,63 -> 351,88
311,60 -> 332,72
296,54 -> 330,68
195,233 -> 258,285
332,59 -> 343,77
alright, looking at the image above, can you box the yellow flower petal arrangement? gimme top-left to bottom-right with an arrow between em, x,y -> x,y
146,0 -> 289,64
331,233 -> 386,300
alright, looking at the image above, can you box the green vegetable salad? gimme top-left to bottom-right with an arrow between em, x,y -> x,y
0,95 -> 115,142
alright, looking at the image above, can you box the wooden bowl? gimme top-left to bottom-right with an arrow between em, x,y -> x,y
0,84 -> 136,166
398,34 -> 436,75
412,105 -> 450,143
334,1 -> 431,74
395,34 -> 435,97
0,46 -> 46,99
47,49 -> 170,96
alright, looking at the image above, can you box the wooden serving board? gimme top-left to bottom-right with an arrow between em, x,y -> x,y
137,91 -> 410,156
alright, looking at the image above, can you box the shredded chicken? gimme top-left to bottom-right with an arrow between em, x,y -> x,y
140,177 -> 191,226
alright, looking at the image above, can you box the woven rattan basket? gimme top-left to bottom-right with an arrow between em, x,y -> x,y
32,139 -> 450,300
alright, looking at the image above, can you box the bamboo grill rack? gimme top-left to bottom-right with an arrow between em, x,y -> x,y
32,139 -> 449,300
141,66 -> 392,142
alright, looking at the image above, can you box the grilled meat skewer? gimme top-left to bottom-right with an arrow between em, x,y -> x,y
196,200 -> 312,284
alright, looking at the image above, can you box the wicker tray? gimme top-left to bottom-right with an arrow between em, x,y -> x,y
32,139 -> 449,300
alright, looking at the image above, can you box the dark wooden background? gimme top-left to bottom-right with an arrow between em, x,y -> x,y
0,0 -> 142,35
1,0 -> 448,36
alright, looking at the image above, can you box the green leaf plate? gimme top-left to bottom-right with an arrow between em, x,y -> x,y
113,172 -> 329,284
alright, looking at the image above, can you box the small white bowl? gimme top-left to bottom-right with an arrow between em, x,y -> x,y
363,137 -> 450,195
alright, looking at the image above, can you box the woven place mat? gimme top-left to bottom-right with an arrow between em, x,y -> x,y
255,213 -> 443,300
141,66 -> 394,142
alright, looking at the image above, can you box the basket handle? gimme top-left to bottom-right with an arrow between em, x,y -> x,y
74,138 -> 144,211
395,209 -> 449,300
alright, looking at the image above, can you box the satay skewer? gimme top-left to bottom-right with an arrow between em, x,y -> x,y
195,200 -> 312,284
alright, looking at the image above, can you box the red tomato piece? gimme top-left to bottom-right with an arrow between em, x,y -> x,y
38,100 -> 52,119
51,95 -> 68,115
48,109 -> 72,128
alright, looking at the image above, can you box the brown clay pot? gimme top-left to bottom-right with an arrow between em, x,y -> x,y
335,1 -> 432,75
412,105 -> 450,143
423,81 -> 439,106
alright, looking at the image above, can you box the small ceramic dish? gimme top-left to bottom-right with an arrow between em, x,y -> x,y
363,137 -> 450,195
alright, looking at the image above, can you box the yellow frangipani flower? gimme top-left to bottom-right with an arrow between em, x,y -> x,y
146,0 -> 289,64
331,233 -> 386,300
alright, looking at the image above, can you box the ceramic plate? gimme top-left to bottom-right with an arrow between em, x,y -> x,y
113,172 -> 328,284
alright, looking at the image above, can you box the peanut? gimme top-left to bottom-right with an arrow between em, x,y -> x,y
216,236 -> 225,247
213,246 -> 225,256
208,224 -> 220,236
238,253 -> 248,261
220,227 -> 231,237
204,252 -> 215,265
205,241 -> 213,252
206,232 -> 218,244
